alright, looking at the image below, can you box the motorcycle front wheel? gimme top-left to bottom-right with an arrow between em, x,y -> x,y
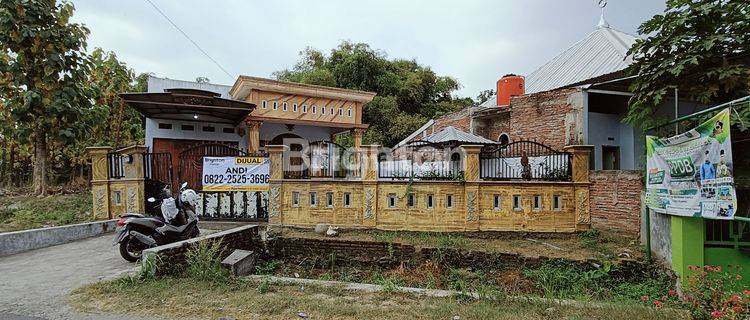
119,236 -> 144,262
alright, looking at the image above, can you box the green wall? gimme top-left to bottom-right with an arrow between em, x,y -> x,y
705,247 -> 750,286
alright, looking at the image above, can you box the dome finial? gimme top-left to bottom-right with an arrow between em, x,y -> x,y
596,0 -> 609,28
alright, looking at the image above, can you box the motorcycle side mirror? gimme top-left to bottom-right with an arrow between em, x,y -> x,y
181,182 -> 188,190
147,197 -> 156,203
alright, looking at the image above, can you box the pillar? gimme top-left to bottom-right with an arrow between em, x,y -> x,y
461,145 -> 482,231
87,146 -> 112,219
563,145 -> 594,231
671,216 -> 705,283
115,145 -> 148,215
267,145 -> 287,226
246,120 -> 262,153
360,145 -> 380,228
352,128 -> 365,149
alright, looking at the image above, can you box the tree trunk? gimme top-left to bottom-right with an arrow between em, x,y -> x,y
32,128 -> 48,195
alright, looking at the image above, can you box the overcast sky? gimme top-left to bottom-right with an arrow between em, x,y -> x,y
70,0 -> 665,98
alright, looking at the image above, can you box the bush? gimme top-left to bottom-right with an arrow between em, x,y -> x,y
184,240 -> 231,283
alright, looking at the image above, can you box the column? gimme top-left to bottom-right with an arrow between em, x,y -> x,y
352,128 -> 365,149
117,145 -> 148,215
670,216 -> 705,283
86,146 -> 112,219
461,145 -> 482,231
266,145 -> 288,226
246,120 -> 262,153
360,145 -> 380,228
563,145 -> 594,231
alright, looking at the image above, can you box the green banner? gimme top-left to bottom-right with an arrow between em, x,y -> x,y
645,109 -> 737,219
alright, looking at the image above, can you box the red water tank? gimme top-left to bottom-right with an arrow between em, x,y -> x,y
496,74 -> 525,107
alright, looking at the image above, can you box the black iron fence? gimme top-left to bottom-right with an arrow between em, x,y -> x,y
283,140 -> 360,179
479,140 -> 572,181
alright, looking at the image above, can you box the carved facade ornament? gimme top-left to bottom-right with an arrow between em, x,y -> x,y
269,185 -> 281,217
127,187 -> 136,212
466,191 -> 477,221
95,188 -> 106,214
364,188 -> 374,219
577,190 -> 590,224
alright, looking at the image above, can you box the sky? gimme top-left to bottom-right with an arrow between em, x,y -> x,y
69,0 -> 666,99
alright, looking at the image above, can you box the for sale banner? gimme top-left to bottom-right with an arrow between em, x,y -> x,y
201,157 -> 270,192
645,109 -> 737,219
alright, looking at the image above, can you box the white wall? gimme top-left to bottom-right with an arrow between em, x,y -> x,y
588,112 -> 636,170
145,118 -> 245,150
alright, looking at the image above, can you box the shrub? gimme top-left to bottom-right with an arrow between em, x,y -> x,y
184,240 -> 231,283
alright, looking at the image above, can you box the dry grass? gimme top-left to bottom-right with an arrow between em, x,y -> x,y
0,191 -> 94,232
69,277 -> 686,320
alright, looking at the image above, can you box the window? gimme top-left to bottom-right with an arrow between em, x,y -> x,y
338,108 -> 343,116
343,192 -> 351,207
426,194 -> 434,209
113,190 -> 122,205
499,133 -> 510,146
283,102 -> 288,111
533,195 -> 542,211
407,193 -> 416,208
181,124 -> 194,131
388,193 -> 397,208
158,123 -> 172,130
310,192 -> 317,207
446,194 -> 453,209
293,103 -> 298,112
348,109 -> 352,117
312,105 -> 317,114
602,146 -> 620,170
553,195 -> 562,210
326,192 -> 334,208
202,126 -> 215,132
513,195 -> 522,211
321,107 -> 326,115
223,127 -> 235,134
272,101 -> 278,110
493,194 -> 501,210
262,100 -> 268,109
302,104 -> 308,113
292,192 -> 300,207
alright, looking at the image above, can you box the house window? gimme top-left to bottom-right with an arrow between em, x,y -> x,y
321,107 -> 326,115
158,123 -> 172,130
181,124 -> 194,131
312,105 -> 317,114
202,126 -> 215,132
513,195 -> 522,211
292,192 -> 300,207
602,146 -> 620,170
310,192 -> 317,207
493,194 -> 501,210
338,108 -> 343,116
388,193 -> 397,208
446,194 -> 453,209
283,102 -> 288,111
262,100 -> 267,109
533,195 -> 542,211
348,109 -> 352,117
407,193 -> 416,208
426,194 -> 434,209
499,133 -> 510,146
293,103 -> 298,112
273,101 -> 278,110
553,195 -> 562,211
326,192 -> 334,208
343,192 -> 351,207
113,190 -> 122,205
302,104 -> 308,113
223,127 -> 235,134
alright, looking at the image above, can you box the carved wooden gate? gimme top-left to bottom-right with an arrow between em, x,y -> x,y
178,143 -> 268,222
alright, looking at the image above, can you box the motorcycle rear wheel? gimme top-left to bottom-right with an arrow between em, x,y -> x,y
119,237 -> 144,262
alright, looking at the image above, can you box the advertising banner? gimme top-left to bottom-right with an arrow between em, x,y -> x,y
645,109 -> 737,219
201,157 -> 270,192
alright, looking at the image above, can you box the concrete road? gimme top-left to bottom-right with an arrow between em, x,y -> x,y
0,234 -> 147,320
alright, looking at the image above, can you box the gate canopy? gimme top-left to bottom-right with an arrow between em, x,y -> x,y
121,88 -> 256,125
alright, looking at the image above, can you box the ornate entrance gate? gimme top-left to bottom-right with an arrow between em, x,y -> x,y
178,143 -> 268,222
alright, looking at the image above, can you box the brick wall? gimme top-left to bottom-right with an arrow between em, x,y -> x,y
143,225 -> 259,276
589,170 -> 643,234
508,88 -> 584,150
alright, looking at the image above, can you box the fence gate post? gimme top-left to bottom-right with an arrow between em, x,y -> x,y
461,145 -> 483,231
118,145 -> 148,215
360,145 -> 380,228
267,145 -> 287,226
563,145 -> 594,231
86,146 -> 113,219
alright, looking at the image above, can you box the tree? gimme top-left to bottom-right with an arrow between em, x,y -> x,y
274,41 -> 469,146
0,0 -> 93,195
625,0 -> 750,129
476,89 -> 496,105
195,76 -> 210,84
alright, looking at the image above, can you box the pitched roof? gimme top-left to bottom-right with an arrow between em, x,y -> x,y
147,75 -> 232,98
414,126 -> 496,146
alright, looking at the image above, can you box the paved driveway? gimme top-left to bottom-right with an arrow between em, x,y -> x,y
0,234 -> 147,320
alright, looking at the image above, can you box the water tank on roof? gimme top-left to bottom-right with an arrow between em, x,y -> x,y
496,74 -> 525,107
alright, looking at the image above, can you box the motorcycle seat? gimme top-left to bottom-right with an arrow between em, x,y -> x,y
157,220 -> 195,235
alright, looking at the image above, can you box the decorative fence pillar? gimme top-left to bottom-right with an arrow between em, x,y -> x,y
360,145 -> 380,228
245,120 -> 262,153
110,145 -> 148,217
563,145 -> 594,231
267,145 -> 287,226
461,145 -> 483,231
87,146 -> 112,219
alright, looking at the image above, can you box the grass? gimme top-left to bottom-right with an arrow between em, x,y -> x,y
0,191 -> 94,232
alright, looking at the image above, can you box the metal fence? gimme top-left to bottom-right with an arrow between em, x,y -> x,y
106,152 -> 125,179
378,158 -> 463,180
283,140 -> 360,179
479,140 -> 572,181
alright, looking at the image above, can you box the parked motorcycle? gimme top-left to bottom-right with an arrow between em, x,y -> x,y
114,182 -> 200,262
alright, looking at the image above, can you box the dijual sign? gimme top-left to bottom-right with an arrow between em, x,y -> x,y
201,156 -> 270,192
645,108 -> 737,219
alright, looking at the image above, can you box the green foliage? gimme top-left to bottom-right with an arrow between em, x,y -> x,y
254,259 -> 282,275
0,192 -> 93,232
274,41 -> 471,146
626,0 -> 750,130
184,240 -> 231,283
256,276 -> 272,294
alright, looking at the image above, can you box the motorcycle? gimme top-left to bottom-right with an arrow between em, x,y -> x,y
114,182 -> 201,262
